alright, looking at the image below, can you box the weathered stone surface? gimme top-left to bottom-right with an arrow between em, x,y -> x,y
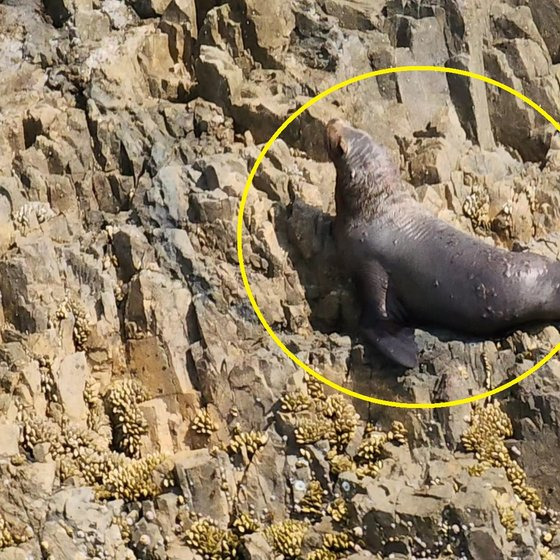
174,449 -> 231,525
56,353 -> 89,424
195,45 -> 243,109
234,0 -> 295,60
0,423 -> 19,458
525,0 -> 560,63
0,1 -> 559,558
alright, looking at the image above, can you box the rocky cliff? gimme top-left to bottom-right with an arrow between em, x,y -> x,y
1,0 -> 560,558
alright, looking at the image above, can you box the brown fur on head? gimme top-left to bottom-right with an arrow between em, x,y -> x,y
325,119 -> 349,161
324,119 -> 403,224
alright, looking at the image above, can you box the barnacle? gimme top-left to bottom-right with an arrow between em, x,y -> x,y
355,433 -> 387,463
355,461 -> 383,479
56,297 -> 91,350
387,420 -> 407,444
113,514 -> 132,544
304,376 -> 325,400
318,395 -> 358,448
323,531 -> 353,553
38,355 -> 57,403
326,452 -> 355,475
107,378 -> 149,458
463,184 -> 490,229
462,401 -> 544,514
497,503 -> 516,541
228,430 -> 268,458
326,498 -> 348,523
96,452 -> 169,501
295,417 -> 329,445
538,545 -> 556,560
184,518 -> 240,559
192,408 -> 218,436
230,512 -> 260,535
264,519 -> 308,558
298,480 -> 324,516
0,514 -> 31,549
12,201 -> 55,233
307,549 -> 337,560
281,391 -> 312,413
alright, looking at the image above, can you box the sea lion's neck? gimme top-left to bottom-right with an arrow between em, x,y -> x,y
335,168 -> 407,226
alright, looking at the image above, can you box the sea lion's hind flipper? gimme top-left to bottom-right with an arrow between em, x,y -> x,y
362,321 -> 418,369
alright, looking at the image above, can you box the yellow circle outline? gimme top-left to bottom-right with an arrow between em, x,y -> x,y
236,65 -> 560,409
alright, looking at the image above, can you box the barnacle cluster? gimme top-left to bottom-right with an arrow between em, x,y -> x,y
463,183 -> 490,229
353,429 -> 387,478
295,418 -> 329,445
227,428 -> 268,458
0,514 -> 31,550
387,420 -> 408,444
281,390 -> 312,413
12,201 -> 55,233
323,531 -> 354,553
304,376 -> 325,400
494,201 -> 514,237
96,452 -> 169,501
113,514 -> 132,544
318,395 -> 358,449
497,502 -> 517,541
56,424 -> 112,485
326,453 -> 354,475
307,549 -> 337,560
21,415 -> 65,458
326,498 -> 348,523
285,380 -> 407,483
293,394 -> 357,449
298,480 -> 324,516
184,518 -> 240,559
355,432 -> 387,463
192,408 -> 218,436
462,401 -> 544,514
56,297 -> 91,350
107,378 -> 149,458
37,355 -> 57,403
264,519 -> 309,558
538,545 -> 556,560
324,427 -> 392,480
21,385 -> 168,503
230,512 -> 260,535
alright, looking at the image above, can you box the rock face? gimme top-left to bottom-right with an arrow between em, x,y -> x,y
0,0 -> 560,559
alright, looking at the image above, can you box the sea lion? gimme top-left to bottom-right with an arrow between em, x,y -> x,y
324,118 -> 560,368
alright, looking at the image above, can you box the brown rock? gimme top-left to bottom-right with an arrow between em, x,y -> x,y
195,45 -> 243,109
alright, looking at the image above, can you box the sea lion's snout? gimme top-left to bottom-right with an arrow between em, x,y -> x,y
325,118 -> 349,161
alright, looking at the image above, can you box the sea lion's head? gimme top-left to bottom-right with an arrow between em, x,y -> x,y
325,119 -> 401,221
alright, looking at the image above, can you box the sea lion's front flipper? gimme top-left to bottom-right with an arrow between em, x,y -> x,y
362,321 -> 418,369
356,262 -> 418,368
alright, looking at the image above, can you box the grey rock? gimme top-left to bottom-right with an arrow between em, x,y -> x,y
174,449 -> 231,526
525,0 -> 560,64
240,532 -> 275,559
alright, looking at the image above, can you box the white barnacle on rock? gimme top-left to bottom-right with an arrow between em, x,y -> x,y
12,201 -> 55,234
